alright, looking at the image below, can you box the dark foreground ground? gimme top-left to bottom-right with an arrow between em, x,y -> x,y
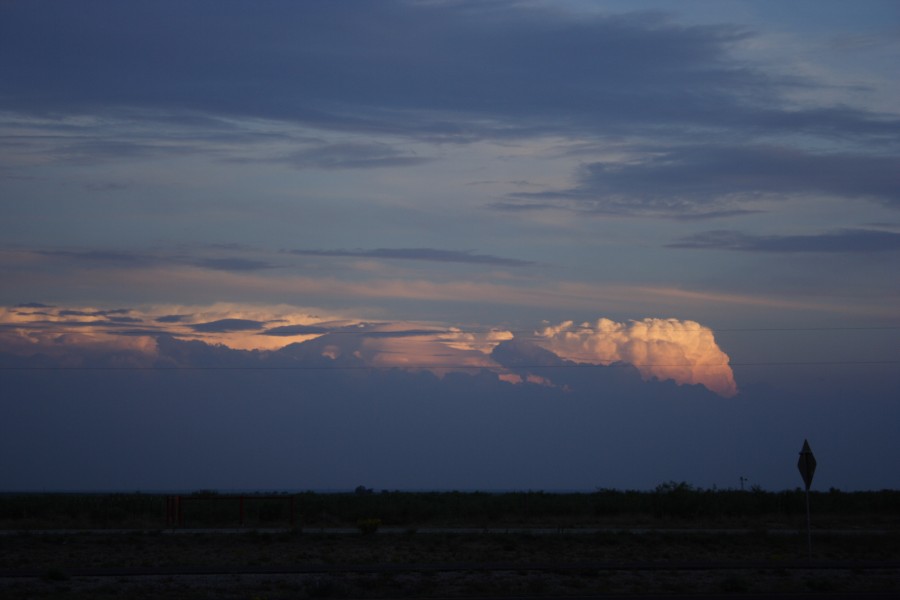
2,529 -> 898,598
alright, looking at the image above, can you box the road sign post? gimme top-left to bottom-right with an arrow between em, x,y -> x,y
797,439 -> 817,561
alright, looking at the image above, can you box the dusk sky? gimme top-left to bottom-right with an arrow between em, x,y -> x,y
2,1 -> 898,493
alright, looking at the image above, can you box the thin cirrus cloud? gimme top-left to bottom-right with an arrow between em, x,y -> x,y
282,142 -> 431,170
670,228 -> 900,253
7,256 -> 886,319
27,248 -> 279,273
35,249 -> 154,266
23,246 -> 526,272
58,308 -> 132,317
192,258 -> 278,272
288,248 -> 535,267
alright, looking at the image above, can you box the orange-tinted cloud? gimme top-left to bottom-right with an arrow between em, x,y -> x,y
1,304 -> 737,396
356,334 -> 499,376
535,318 -> 738,397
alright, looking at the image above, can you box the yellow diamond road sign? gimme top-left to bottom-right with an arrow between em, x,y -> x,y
798,439 -> 817,491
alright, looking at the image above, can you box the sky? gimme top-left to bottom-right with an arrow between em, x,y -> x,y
1,0 -> 898,493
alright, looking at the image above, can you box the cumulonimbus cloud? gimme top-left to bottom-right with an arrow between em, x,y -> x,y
535,318 -> 738,397
0,304 -> 737,396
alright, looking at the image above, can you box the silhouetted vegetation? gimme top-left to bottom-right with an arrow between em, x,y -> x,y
1,486 -> 898,530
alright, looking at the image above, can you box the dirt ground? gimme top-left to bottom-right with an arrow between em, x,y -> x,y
2,529 -> 898,598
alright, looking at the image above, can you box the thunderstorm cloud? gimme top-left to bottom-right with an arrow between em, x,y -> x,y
535,318 -> 738,397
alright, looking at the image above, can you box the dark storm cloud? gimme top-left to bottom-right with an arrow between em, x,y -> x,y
669,228 -> 900,253
509,145 -> 900,218
289,247 -> 534,267
3,0 -> 896,145
189,319 -> 266,333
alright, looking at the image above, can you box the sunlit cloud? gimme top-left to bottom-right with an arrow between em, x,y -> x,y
0,303 -> 344,354
1,304 -> 738,396
438,328 -> 515,353
535,318 -> 738,397
356,335 -> 499,376
0,306 -> 160,367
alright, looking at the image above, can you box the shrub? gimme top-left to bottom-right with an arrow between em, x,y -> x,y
357,518 -> 381,535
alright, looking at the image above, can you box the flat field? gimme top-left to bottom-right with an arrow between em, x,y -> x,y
1,491 -> 898,598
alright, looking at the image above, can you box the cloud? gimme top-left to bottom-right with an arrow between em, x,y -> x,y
0,312 -> 160,368
23,246 -> 281,274
58,309 -> 132,317
510,145 -> 900,218
669,228 -> 900,253
3,0 -> 896,147
289,248 -> 534,267
192,258 -> 278,272
354,334 -> 501,374
36,249 -> 154,265
0,303 -> 737,396
6,250 -> 889,320
262,324 -> 330,337
4,339 -> 898,491
21,245 -> 529,280
189,319 -> 266,333
155,314 -> 189,323
0,303 -> 353,354
282,142 -> 431,170
534,318 -> 738,397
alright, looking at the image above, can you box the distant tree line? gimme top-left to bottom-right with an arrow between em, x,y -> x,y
1,486 -> 897,530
